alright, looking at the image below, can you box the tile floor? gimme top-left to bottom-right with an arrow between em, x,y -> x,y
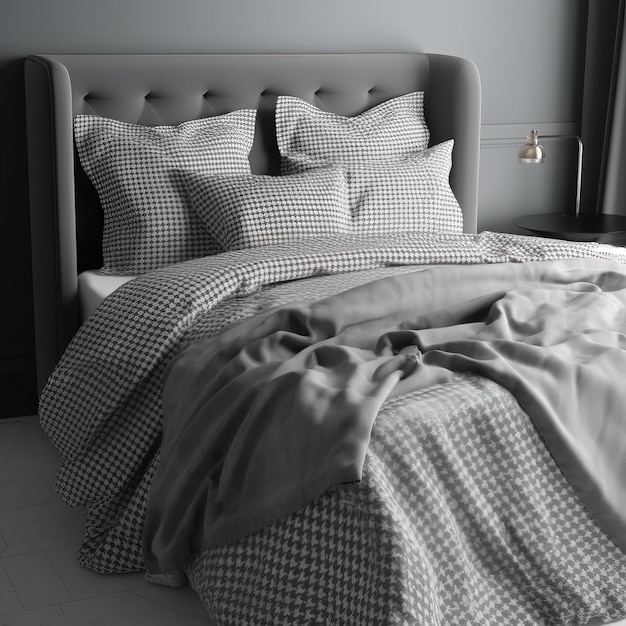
2,415 -> 626,626
0,415 -> 215,625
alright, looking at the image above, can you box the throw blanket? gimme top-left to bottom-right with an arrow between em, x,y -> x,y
144,258 -> 626,578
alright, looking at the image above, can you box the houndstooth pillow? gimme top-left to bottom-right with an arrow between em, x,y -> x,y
275,93 -> 462,235
276,92 -> 429,169
349,140 -> 463,234
180,168 -> 352,250
74,111 -> 256,275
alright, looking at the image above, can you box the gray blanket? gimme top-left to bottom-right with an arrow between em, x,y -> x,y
143,258 -> 626,577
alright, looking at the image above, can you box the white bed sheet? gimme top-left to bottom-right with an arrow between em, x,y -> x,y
76,243 -> 624,324
78,270 -> 135,322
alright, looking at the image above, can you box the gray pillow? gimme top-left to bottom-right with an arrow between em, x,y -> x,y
180,168 -> 352,251
74,110 -> 256,275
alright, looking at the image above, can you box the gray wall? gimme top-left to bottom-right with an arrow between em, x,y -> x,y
0,0 -> 588,416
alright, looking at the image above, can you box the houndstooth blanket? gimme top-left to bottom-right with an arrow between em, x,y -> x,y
38,231 -> 626,624
187,375 -> 626,625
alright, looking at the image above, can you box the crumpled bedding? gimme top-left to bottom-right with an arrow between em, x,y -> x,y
186,375 -> 626,625
144,258 -> 626,580
37,231 -> 626,624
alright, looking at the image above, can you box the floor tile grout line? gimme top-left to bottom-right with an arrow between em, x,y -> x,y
44,545 -> 81,605
0,416 -> 213,624
127,589 -> 207,619
0,559 -> 24,616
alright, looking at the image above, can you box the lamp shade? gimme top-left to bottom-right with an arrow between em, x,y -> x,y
518,129 -> 544,163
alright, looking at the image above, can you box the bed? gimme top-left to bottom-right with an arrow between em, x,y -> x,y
24,52 -> 626,625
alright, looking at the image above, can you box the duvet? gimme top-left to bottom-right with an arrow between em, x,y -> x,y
39,231 -> 626,625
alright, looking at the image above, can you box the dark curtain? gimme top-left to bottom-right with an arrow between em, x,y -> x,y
581,0 -> 626,215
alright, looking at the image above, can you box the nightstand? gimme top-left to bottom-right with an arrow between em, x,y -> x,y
514,213 -> 626,245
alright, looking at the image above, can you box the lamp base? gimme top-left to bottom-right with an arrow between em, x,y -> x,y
514,212 -> 626,244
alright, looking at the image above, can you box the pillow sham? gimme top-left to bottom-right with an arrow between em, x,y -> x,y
276,92 -> 429,172
348,140 -> 463,234
180,168 -> 352,251
74,110 -> 256,275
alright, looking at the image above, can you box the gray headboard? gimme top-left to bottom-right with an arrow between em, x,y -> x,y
24,52 -> 481,393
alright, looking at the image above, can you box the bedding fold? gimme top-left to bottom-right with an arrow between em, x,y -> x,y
144,258 -> 626,578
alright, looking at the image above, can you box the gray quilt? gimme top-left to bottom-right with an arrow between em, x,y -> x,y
37,231 -> 626,625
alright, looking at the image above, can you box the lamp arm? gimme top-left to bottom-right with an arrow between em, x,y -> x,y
536,134 -> 583,217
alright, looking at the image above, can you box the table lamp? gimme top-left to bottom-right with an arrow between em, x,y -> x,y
517,129 -> 583,216
514,129 -> 626,243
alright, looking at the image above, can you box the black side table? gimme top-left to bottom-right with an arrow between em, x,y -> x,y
514,213 -> 626,245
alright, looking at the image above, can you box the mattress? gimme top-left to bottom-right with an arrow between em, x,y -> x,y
78,270 -> 135,321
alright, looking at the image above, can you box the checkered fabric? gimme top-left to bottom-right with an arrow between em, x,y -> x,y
187,375 -> 626,625
38,232 -> 626,620
275,92 -> 429,167
180,167 -> 352,251
74,111 -> 256,275
346,140 -> 463,234
276,94 -> 462,235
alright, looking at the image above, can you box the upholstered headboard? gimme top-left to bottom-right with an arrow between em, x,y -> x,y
24,52 -> 481,392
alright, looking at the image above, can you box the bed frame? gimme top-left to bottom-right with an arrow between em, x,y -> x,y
24,52 -> 481,393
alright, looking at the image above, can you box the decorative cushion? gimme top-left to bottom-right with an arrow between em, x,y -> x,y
348,140 -> 463,234
180,168 -> 352,251
74,110 -> 256,274
276,92 -> 429,171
